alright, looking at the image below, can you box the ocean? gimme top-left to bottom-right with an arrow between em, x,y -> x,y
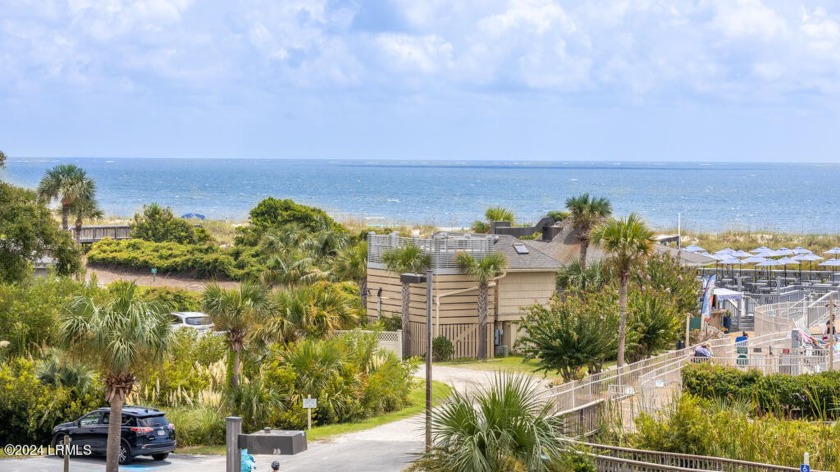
2,158 -> 839,234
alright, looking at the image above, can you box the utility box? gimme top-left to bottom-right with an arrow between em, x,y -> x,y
239,429 -> 307,455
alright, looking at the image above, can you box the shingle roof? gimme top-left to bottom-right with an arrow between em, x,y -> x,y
493,235 -> 562,270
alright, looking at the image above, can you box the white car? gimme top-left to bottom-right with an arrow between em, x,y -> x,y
169,312 -> 214,333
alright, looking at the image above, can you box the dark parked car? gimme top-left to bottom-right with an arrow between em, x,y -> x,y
51,406 -> 176,464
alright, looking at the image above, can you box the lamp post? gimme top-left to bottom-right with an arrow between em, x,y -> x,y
400,271 -> 433,451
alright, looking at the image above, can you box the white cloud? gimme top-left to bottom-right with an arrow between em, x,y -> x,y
711,0 -> 788,41
376,34 -> 453,75
3,0 -> 840,105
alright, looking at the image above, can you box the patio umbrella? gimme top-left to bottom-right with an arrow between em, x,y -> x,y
819,259 -> 840,276
732,250 -> 752,257
754,249 -> 780,257
714,248 -> 735,256
751,246 -> 773,253
741,255 -> 768,279
717,256 -> 742,279
684,245 -> 705,253
775,247 -> 795,256
757,258 -> 784,282
775,256 -> 799,280
793,253 -> 823,279
825,247 -> 840,258
818,259 -> 840,267
792,247 -> 812,255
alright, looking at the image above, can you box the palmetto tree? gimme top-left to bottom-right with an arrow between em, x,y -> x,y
59,281 -> 171,471
37,164 -> 98,231
472,207 -> 515,233
202,281 -> 270,389
592,213 -> 655,369
555,259 -> 610,294
565,193 -> 612,269
254,281 -> 359,347
382,243 -> 431,358
71,197 -> 104,243
412,373 -> 562,472
456,252 -> 507,360
0,149 -> 6,168
335,241 -> 368,308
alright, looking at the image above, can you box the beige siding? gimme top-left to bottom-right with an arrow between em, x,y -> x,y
366,268 -> 555,358
366,269 -> 493,324
496,271 -> 555,320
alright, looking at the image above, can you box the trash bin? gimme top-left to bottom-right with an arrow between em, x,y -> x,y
723,316 -> 732,332
676,341 -> 685,350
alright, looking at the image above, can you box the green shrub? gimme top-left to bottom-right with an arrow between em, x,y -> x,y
130,203 -> 212,245
262,331 -> 415,429
0,276 -> 99,357
682,363 -> 840,420
632,393 -> 840,469
432,336 -> 453,362
139,286 -> 201,312
166,406 -> 225,446
86,238 -> 235,279
0,358 -> 104,445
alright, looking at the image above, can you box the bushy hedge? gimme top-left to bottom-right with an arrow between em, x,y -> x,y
139,286 -> 201,312
633,394 -> 840,469
0,358 -> 104,445
87,238 -> 236,279
682,363 -> 840,419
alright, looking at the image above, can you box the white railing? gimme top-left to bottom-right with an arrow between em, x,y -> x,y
754,291 -> 839,336
367,232 -> 496,271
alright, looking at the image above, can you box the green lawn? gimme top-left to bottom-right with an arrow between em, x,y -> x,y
175,380 -> 452,455
437,355 -> 543,374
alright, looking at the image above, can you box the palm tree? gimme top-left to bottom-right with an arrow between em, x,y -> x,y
0,149 -> 6,168
36,164 -> 98,231
592,213 -> 655,369
456,252 -> 507,360
71,197 -> 104,243
202,281 -> 270,389
254,281 -> 359,346
565,193 -> 612,269
59,281 -> 171,471
472,207 -> 515,233
335,241 -> 368,308
412,373 -> 562,472
382,243 -> 431,358
555,259 -> 610,294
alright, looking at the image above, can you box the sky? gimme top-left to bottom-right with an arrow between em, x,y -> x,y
1,0 -> 840,162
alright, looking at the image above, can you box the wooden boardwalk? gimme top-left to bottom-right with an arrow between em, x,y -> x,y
73,225 -> 131,243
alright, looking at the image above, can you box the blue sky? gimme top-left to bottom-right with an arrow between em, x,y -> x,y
1,0 -> 839,162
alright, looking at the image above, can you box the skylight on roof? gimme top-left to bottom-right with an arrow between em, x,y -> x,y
513,243 -> 529,255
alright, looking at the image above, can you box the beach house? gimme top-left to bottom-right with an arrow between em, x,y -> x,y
366,231 -> 561,359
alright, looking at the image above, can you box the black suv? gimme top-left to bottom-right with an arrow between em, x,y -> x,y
51,406 -> 176,464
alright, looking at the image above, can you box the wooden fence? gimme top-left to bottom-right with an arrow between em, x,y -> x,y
408,321 -> 492,359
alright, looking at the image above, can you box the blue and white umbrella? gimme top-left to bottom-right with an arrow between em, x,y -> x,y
684,245 -> 705,253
